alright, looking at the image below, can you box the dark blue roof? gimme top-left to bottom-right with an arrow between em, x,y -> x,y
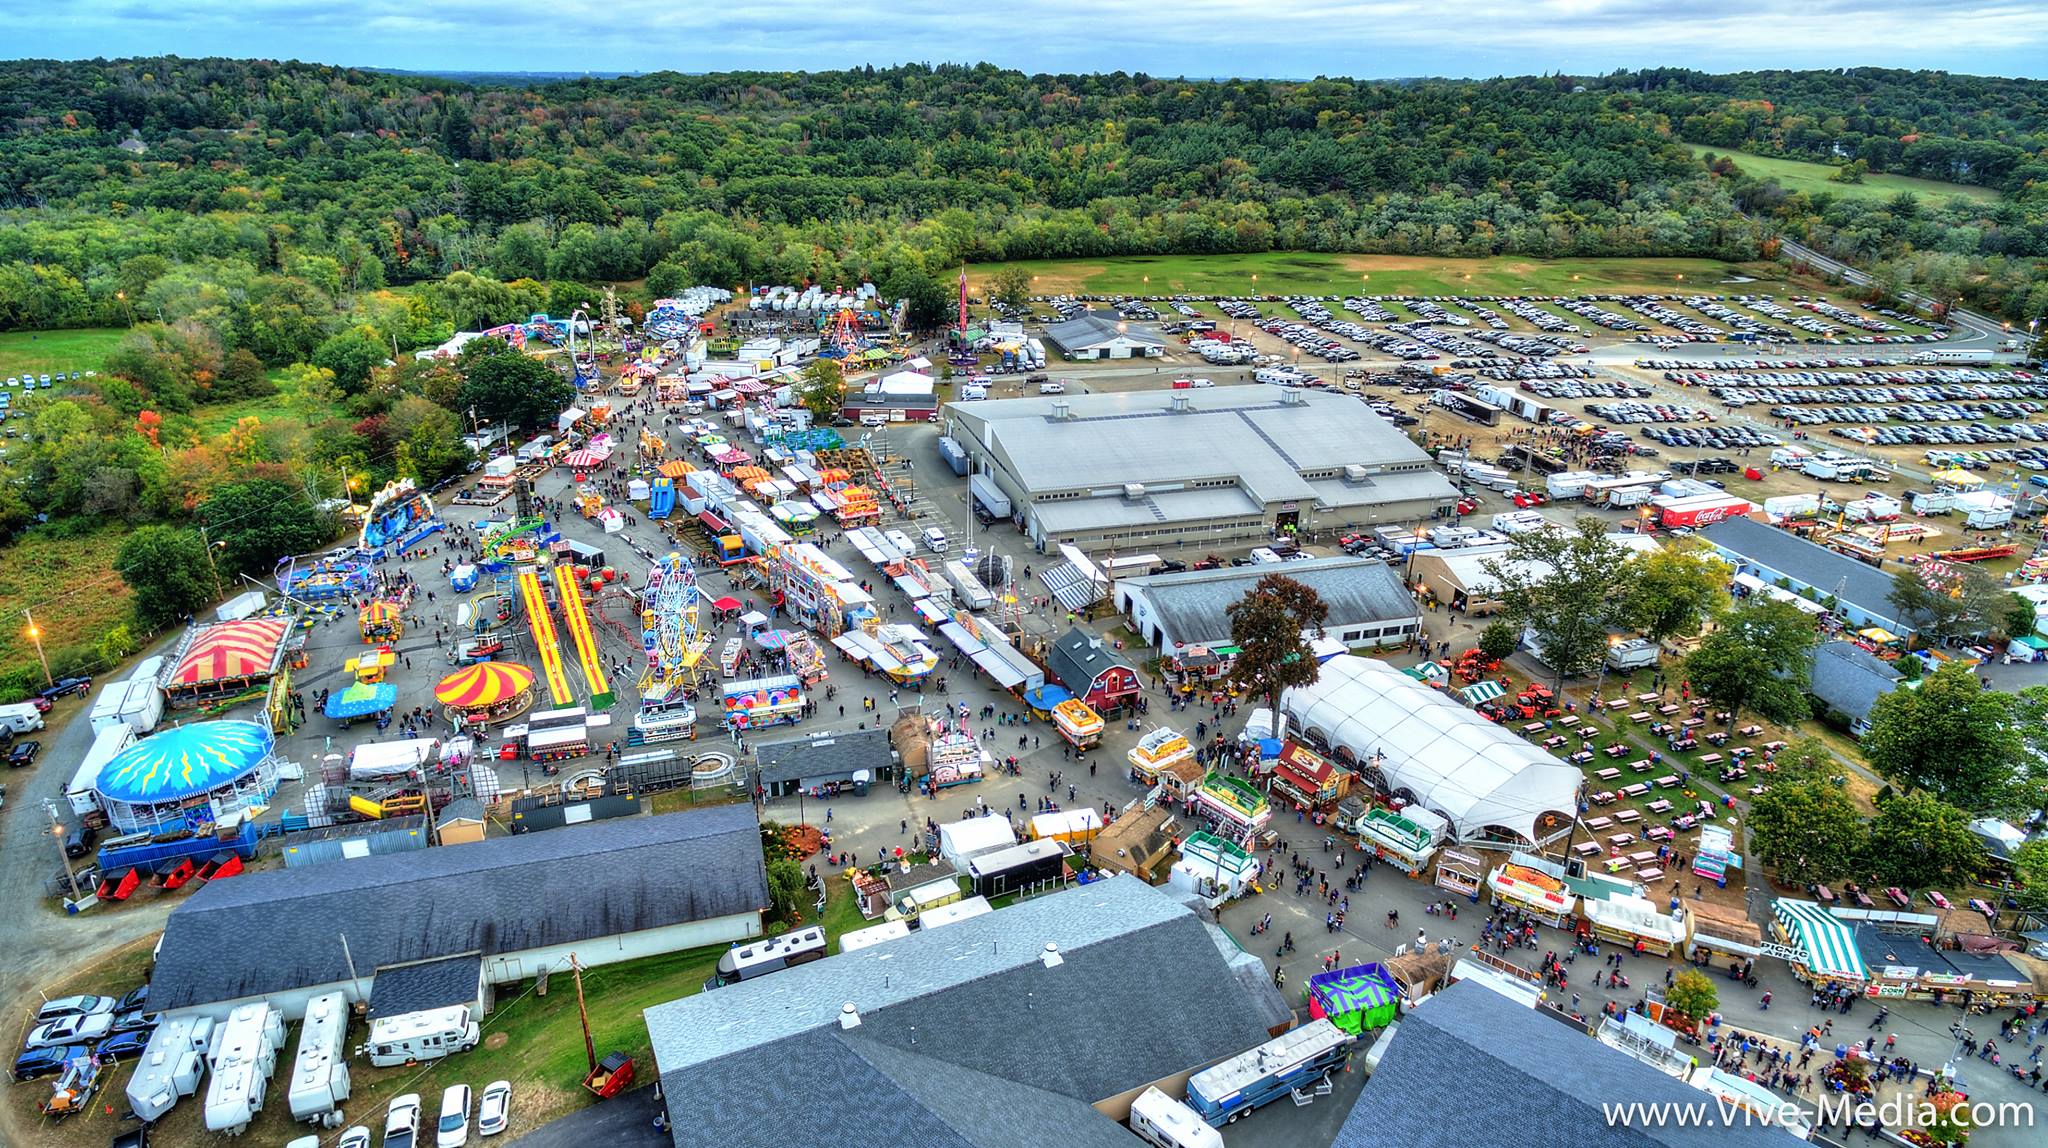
1701,518 -> 1906,628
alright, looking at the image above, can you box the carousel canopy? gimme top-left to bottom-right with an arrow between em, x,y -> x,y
360,601 -> 402,624
436,661 -> 537,709
325,681 -> 398,720
97,720 -> 275,806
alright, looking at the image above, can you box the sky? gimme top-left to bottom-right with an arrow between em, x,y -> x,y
5,0 -> 2048,80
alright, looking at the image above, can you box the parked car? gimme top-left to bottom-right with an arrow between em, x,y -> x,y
35,995 -> 114,1024
26,1011 -> 115,1049
437,1083 -> 473,1148
107,1009 -> 159,1036
111,1125 -> 152,1148
37,676 -> 92,702
13,1044 -> 87,1082
477,1081 -> 511,1137
7,740 -> 38,767
337,1128 -> 372,1148
114,986 -> 149,1014
384,1094 -> 423,1148
63,822 -> 97,858
92,1030 -> 154,1062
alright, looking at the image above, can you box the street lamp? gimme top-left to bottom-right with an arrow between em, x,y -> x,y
23,608 -> 53,687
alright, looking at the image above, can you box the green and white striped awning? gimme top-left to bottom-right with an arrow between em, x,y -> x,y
1459,680 -> 1505,705
1772,899 -> 1869,982
1404,660 -> 1449,682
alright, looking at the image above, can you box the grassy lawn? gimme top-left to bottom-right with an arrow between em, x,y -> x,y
0,328 -> 129,382
0,527 -> 133,677
1687,145 -> 1999,205
968,253 -> 1785,299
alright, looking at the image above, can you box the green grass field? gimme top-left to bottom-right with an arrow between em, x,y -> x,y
0,527 -> 132,676
1687,145 -> 1998,204
0,327 -> 128,381
969,253 -> 1782,298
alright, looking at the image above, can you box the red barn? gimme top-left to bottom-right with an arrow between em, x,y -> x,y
1044,627 -> 1142,715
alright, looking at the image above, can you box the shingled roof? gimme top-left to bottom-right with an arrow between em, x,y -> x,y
754,726 -> 894,787
152,805 -> 767,1011
1043,626 -> 1136,695
645,878 -> 1285,1147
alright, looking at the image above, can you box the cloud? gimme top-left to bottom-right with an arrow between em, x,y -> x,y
3,0 -> 2044,78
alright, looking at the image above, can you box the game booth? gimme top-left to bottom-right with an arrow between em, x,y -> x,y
1189,771 -> 1271,846
1354,805 -> 1447,878
1127,726 -> 1195,784
1305,963 -> 1401,1035
722,674 -> 804,730
358,600 -> 405,643
435,661 -> 538,728
91,720 -> 281,833
1052,698 -> 1104,751
160,617 -> 293,709
1582,894 -> 1690,957
1487,854 -> 1579,930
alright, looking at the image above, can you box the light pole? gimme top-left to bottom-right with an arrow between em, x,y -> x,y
197,525 -> 227,602
23,608 -> 53,687
48,804 -> 81,902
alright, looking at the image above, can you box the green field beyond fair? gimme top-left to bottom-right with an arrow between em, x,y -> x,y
967,254 -> 1785,298
0,327 -> 127,380
1684,145 -> 2000,204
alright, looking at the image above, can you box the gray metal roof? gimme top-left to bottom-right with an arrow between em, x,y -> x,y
754,726 -> 894,786
1335,979 -> 1804,1148
950,384 -> 1433,500
1807,640 -> 1902,723
1043,627 -> 1136,695
1043,311 -> 1167,353
1031,485 -> 1267,536
151,805 -> 767,1011
1121,556 -> 1419,645
645,877 -> 1283,1143
1701,517 -> 1906,628
368,953 -> 483,1022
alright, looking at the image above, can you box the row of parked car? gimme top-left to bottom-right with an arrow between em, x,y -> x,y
1829,422 -> 2036,448
3,371 -> 85,388
1773,402 -> 2044,427
1641,425 -> 1783,450
1588,401 -> 1717,424
360,1081 -> 512,1148
13,990 -> 156,1082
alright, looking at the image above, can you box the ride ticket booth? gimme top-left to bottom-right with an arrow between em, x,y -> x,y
1487,854 -> 1579,930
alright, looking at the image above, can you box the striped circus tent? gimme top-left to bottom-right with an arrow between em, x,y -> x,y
1772,899 -> 1869,981
658,460 -> 697,479
435,661 -> 537,709
359,601 -> 402,625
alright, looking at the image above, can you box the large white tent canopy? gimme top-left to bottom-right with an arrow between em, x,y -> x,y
1280,656 -> 1581,844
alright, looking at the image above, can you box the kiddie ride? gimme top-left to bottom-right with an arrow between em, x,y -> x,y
360,478 -> 442,555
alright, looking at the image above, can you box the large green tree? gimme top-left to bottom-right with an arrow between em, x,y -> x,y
1227,573 -> 1330,719
1681,597 -> 1819,724
1620,538 -> 1730,642
1748,777 -> 1863,888
1889,563 -> 2038,644
1480,518 -> 1635,687
456,338 -> 574,431
114,526 -> 219,629
1862,790 -> 1982,890
1862,662 -> 2022,813
312,328 -> 390,394
793,359 -> 846,422
200,479 -> 334,575
2012,839 -> 2048,912
986,266 -> 1034,312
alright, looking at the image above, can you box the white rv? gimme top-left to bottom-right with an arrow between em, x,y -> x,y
361,1005 -> 479,1068
68,723 -> 137,816
1129,1086 -> 1225,1148
126,1014 -> 216,1123
286,991 -> 353,1126
203,1003 -> 285,1136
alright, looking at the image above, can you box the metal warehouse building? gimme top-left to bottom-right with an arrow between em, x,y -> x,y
945,384 -> 1459,551
1114,555 -> 1423,653
147,805 -> 768,1023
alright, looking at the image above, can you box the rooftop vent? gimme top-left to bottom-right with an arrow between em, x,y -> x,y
1169,394 -> 1192,413
1282,388 -> 1309,406
1123,483 -> 1147,501
1051,399 -> 1073,421
1040,942 -> 1064,969
839,1002 -> 862,1030
1343,464 -> 1369,483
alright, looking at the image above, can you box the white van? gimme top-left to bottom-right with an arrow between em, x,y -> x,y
0,702 -> 45,734
858,411 -> 891,427
959,384 -> 987,400
921,527 -> 950,554
1038,380 -> 1066,394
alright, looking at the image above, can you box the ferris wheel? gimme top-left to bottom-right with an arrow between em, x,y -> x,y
640,551 -> 708,705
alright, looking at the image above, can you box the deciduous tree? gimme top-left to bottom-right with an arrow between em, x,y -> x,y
456,338 -> 573,431
1620,538 -> 1730,642
793,359 -> 845,423
1681,597 -> 1818,724
201,479 -> 334,575
1480,518 -> 1635,688
1863,790 -> 1981,890
1227,574 -> 1329,719
1748,777 -> 1862,888
115,526 -> 218,629
1863,663 -> 2021,813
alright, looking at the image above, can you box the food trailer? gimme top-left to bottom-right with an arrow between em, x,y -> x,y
1582,894 -> 1690,957
1052,698 -> 1104,750
1354,806 -> 1445,877
1127,726 -> 1194,782
1190,771 -> 1271,845
1487,854 -> 1579,930
1269,741 -> 1349,814
722,674 -> 804,730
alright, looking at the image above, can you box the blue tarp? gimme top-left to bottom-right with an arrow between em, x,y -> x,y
1023,684 -> 1073,711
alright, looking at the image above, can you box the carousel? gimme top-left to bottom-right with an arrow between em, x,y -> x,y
359,600 -> 405,642
435,661 -> 538,728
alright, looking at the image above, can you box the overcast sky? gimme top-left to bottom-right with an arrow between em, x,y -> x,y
6,0 -> 2047,79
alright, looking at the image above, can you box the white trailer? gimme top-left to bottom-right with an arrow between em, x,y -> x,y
69,723 -> 137,816
943,560 -> 995,611
204,1003 -> 285,1136
1606,638 -> 1661,671
127,1014 -> 216,1123
286,992 -> 353,1126
118,675 -> 164,734
1955,490 -> 2015,528
360,1005 -> 479,1068
1544,471 -> 1602,500
1129,1086 -> 1225,1148
89,684 -> 128,734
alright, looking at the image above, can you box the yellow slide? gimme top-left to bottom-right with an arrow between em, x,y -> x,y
517,567 -> 576,707
552,562 -> 613,709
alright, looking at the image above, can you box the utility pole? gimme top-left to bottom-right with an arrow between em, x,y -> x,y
197,525 -> 227,602
47,803 -> 81,902
571,953 -> 597,1074
22,607 -> 53,687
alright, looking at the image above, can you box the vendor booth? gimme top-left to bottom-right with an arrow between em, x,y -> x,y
1687,899 -> 1766,963
435,661 -> 537,728
1355,805 -> 1446,877
1189,771 -> 1270,845
1433,848 -> 1484,899
722,674 -> 805,730
1487,854 -> 1579,929
1771,899 -> 1871,986
1127,726 -> 1194,782
1583,894 -> 1690,957
324,681 -> 398,725
1270,741 -> 1349,813
1052,698 -> 1104,750
358,600 -> 405,642
1168,831 -> 1260,905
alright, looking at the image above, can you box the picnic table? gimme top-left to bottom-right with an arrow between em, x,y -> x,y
1568,750 -> 1594,765
1696,753 -> 1723,766
1646,826 -> 1674,842
1646,799 -> 1673,814
1619,783 -> 1650,799
1762,740 -> 1786,751
1629,850 -> 1657,865
1628,758 -> 1653,772
1558,715 -> 1580,727
1543,734 -> 1568,749
1657,703 -> 1681,716
1739,724 -> 1764,737
1614,809 -> 1642,824
1680,717 -> 1705,729
1595,767 -> 1621,781
1591,791 -> 1617,806
1608,832 -> 1636,848
1627,711 -> 1652,723
1522,721 -> 1546,735
1573,841 -> 1601,857
1604,744 -> 1631,758
1585,816 -> 1614,831
1605,698 -> 1630,711
1635,692 -> 1661,703
1636,867 -> 1664,882
1653,775 -> 1680,789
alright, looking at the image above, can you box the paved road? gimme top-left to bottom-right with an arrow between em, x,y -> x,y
508,1084 -> 668,1148
1776,239 -> 2017,356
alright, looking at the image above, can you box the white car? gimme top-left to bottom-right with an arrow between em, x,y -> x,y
25,1012 -> 114,1049
477,1080 -> 511,1136
385,1093 -> 422,1148
35,995 -> 115,1024
338,1127 -> 372,1148
437,1083 -> 473,1148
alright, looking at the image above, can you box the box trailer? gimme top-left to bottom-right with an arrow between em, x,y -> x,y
89,684 -> 128,734
935,437 -> 970,477
966,839 -> 1071,898
285,992 -> 351,1127
1606,638 -> 1661,672
127,1015 -> 216,1123
203,1003 -> 285,1136
943,559 -> 996,611
69,724 -> 137,816
118,675 -> 164,734
1655,494 -> 1754,529
1764,493 -> 1825,522
969,473 -> 1011,521
916,894 -> 994,931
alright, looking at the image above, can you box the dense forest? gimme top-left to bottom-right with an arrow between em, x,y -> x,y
0,59 -> 2043,690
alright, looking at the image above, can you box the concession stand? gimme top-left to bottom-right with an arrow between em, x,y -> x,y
1487,853 -> 1579,930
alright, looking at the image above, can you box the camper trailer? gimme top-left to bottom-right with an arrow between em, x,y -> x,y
361,1006 -> 479,1069
1129,1087 -> 1226,1148
68,723 -> 137,816
705,926 -> 828,990
126,1014 -> 215,1123
202,1003 -> 285,1136
286,992 -> 352,1126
